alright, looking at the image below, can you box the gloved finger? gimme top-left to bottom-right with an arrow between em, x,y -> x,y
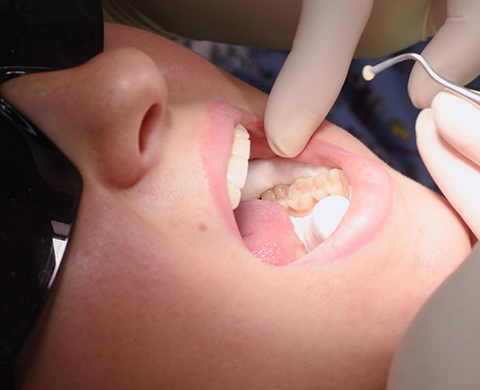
264,0 -> 374,157
386,241 -> 480,390
416,107 -> 480,239
408,0 -> 480,108
432,91 -> 480,166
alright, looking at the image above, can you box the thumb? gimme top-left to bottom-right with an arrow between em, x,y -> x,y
408,0 -> 480,108
264,0 -> 374,157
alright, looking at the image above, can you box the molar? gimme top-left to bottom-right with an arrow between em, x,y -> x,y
241,159 -> 331,201
241,158 -> 352,253
256,165 -> 351,216
287,177 -> 315,212
326,169 -> 351,198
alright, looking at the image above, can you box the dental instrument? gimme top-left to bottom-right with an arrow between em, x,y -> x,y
362,53 -> 480,107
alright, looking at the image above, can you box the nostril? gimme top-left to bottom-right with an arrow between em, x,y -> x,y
139,103 -> 162,153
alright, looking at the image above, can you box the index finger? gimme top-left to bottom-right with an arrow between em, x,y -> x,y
264,0 -> 374,157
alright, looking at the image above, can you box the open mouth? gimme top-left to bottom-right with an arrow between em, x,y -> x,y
227,126 -> 352,266
203,102 -> 392,267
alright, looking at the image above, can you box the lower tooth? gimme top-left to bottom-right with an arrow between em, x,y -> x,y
313,187 -> 328,202
261,188 -> 276,202
326,169 -> 350,197
291,195 -> 350,252
287,177 -> 315,211
274,184 -> 289,199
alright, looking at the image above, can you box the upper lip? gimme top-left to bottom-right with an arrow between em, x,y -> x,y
201,101 -> 393,265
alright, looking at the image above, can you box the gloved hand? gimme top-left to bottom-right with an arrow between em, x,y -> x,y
416,91 -> 480,239
265,0 -> 480,157
386,242 -> 480,390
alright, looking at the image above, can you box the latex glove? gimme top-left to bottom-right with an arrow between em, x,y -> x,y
386,242 -> 480,390
416,91 -> 480,239
264,0 -> 374,157
265,0 -> 480,157
383,91 -> 480,390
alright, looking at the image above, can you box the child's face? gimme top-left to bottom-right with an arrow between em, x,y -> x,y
3,23 -> 471,390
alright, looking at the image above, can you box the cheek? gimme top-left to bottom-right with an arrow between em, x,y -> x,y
363,171 -> 472,326
395,171 -> 471,275
30,202 -> 221,386
124,138 -> 227,240
45,243 -> 246,387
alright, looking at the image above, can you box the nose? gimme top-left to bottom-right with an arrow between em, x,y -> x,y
1,47 -> 168,187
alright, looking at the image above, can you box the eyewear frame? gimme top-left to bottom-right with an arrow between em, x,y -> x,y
0,1 -> 103,388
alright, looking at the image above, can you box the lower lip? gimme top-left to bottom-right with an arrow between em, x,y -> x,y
291,137 -> 393,266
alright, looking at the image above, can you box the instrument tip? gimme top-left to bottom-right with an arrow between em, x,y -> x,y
362,65 -> 375,81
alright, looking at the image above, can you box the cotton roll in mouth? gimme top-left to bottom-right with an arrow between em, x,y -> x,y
292,195 -> 350,252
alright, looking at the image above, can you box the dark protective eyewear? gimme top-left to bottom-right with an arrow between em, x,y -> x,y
0,1 -> 103,388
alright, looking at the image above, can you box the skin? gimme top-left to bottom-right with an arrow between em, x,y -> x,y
1,24 -> 472,390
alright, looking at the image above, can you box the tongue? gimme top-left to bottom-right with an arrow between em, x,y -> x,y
234,200 -> 307,266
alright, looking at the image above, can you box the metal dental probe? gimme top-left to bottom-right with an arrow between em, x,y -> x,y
362,52 -> 480,107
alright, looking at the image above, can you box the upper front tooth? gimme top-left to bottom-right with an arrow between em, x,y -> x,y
231,135 -> 250,159
227,125 -> 250,209
227,156 -> 249,189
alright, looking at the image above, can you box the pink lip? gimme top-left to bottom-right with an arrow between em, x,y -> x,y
201,101 -> 393,266
292,138 -> 393,265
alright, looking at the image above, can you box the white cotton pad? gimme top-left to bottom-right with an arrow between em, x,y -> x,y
290,215 -> 307,245
304,195 -> 350,251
